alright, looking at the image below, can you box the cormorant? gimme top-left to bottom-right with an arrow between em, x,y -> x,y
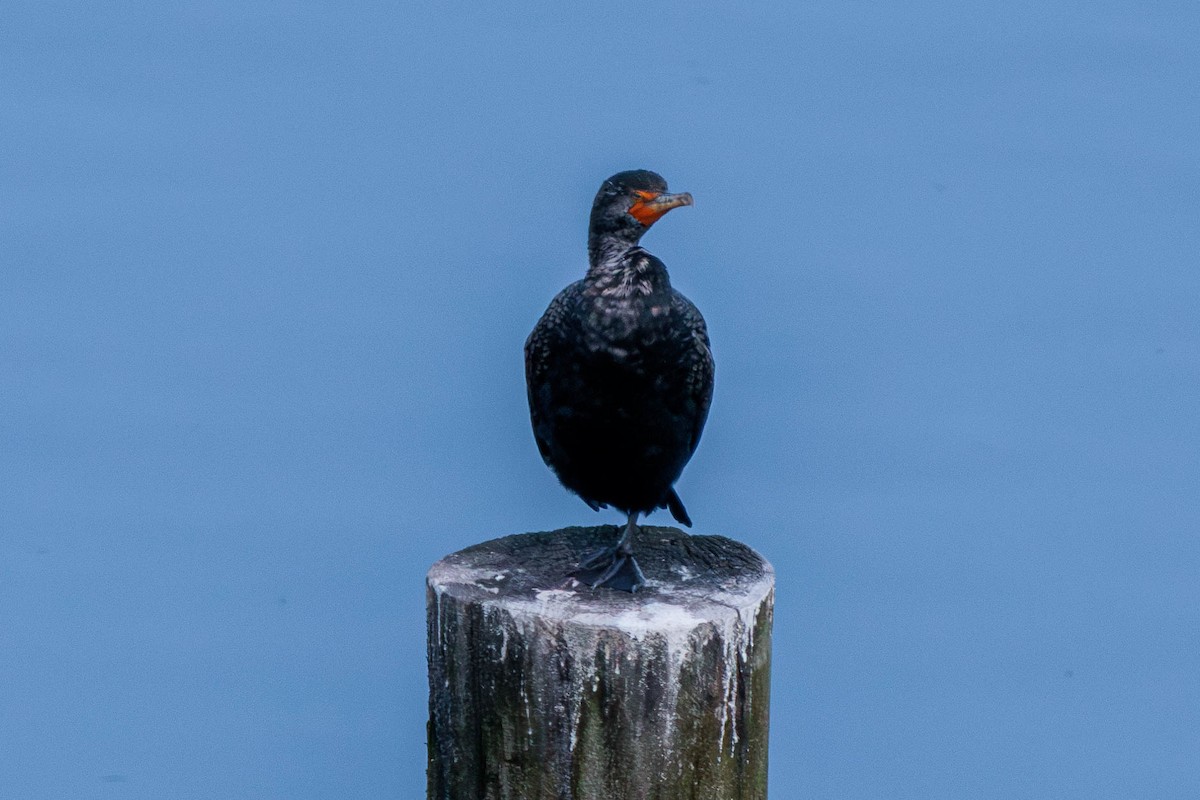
525,170 -> 714,592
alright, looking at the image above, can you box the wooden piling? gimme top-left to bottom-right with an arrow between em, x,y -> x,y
426,525 -> 774,800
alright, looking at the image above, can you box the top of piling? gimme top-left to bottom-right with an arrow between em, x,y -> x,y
427,525 -> 774,632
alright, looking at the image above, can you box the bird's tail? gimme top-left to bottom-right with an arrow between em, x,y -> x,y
665,490 -> 692,527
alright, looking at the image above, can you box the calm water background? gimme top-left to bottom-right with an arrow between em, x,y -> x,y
3,2 -> 1198,797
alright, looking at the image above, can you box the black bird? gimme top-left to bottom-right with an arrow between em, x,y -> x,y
525,170 -> 714,592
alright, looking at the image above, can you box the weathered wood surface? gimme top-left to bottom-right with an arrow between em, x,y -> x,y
427,525 -> 774,800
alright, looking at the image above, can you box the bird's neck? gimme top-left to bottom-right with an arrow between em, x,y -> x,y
584,238 -> 670,300
587,234 -> 640,273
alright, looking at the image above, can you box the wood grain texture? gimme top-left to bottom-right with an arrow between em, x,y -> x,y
427,526 -> 774,800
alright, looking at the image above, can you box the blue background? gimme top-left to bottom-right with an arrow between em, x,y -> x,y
3,2 -> 1198,797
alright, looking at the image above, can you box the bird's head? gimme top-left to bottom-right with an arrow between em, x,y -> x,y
589,170 -> 693,248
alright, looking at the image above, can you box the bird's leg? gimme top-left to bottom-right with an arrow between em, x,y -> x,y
573,512 -> 645,592
577,512 -> 638,570
614,513 -> 635,555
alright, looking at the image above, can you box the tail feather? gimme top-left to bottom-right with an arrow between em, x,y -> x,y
665,489 -> 692,527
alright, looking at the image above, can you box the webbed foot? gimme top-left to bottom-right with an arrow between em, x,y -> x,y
573,551 -> 646,592
570,512 -> 645,592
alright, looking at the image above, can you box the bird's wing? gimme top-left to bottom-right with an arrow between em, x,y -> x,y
524,282 -> 581,464
672,291 -> 715,456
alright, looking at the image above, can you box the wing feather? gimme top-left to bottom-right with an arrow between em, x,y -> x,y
671,291 -> 714,456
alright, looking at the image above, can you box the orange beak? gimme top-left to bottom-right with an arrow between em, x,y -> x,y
628,190 -> 693,227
